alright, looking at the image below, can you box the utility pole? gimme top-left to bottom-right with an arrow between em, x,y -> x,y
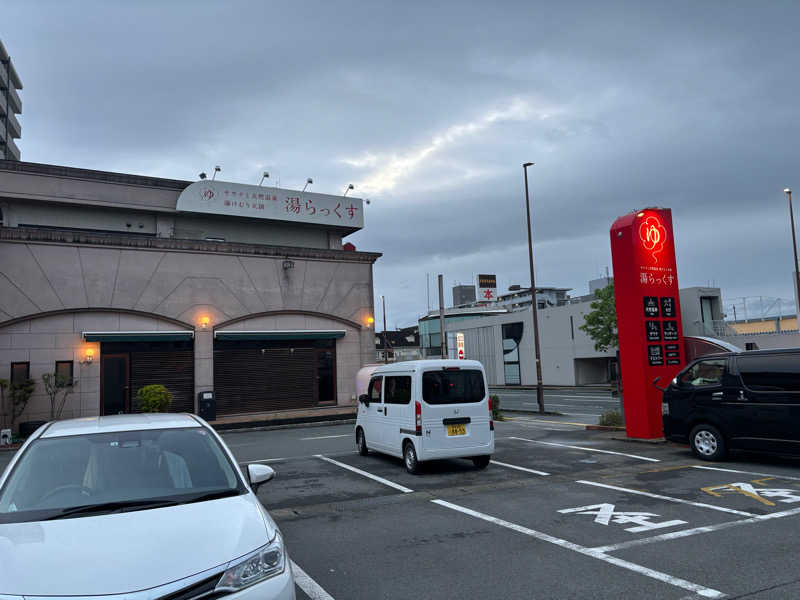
523,163 -> 545,414
382,295 -> 389,364
438,274 -> 447,358
785,188 -> 800,319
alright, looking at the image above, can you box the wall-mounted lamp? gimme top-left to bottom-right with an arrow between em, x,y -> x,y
81,348 -> 95,365
212,166 -> 221,181
282,258 -> 295,270
343,183 -> 354,197
259,171 -> 270,186
302,178 -> 313,192
199,316 -> 211,330
199,172 -> 207,180
366,316 -> 375,327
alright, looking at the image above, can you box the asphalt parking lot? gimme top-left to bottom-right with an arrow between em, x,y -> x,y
5,415 -> 800,598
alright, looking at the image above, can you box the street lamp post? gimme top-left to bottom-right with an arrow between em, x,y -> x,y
786,188 -> 800,318
523,162 -> 545,414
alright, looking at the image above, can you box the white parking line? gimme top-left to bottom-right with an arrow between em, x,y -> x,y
691,465 -> 800,482
315,454 -> 414,493
300,434 -> 351,440
509,436 -> 660,462
431,499 -> 724,598
577,480 -> 756,517
592,505 -> 800,554
490,460 -> 550,476
242,457 -> 287,464
292,560 -> 336,600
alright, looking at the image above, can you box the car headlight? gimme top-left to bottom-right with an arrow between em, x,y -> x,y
216,531 -> 286,591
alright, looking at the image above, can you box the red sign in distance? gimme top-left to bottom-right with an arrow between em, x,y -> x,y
610,208 -> 685,439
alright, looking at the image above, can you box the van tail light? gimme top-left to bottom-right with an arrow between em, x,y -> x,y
415,401 -> 422,435
488,397 -> 494,431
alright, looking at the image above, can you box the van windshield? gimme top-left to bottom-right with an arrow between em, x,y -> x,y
422,370 -> 485,404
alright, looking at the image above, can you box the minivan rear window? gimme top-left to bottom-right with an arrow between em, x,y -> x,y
422,370 -> 485,405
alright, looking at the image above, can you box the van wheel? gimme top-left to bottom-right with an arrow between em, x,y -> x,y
403,441 -> 420,475
690,424 -> 726,461
472,456 -> 491,469
356,428 -> 368,456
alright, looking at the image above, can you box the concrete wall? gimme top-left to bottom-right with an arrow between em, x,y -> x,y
680,287 -> 723,336
444,302 -> 615,386
719,331 -> 800,350
0,311 -> 186,424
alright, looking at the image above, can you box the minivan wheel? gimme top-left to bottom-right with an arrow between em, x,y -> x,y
690,424 -> 726,461
356,428 -> 368,456
472,456 -> 491,469
403,442 -> 420,475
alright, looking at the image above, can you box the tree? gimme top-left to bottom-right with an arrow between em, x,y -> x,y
0,379 -> 8,429
579,283 -> 618,352
137,384 -> 172,413
9,379 -> 36,432
42,372 -> 78,421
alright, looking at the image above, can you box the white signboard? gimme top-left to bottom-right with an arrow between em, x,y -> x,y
177,180 -> 364,229
477,274 -> 497,302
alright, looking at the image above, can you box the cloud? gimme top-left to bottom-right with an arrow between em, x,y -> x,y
340,97 -> 554,195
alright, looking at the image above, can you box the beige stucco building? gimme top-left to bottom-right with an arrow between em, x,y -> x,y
0,160 -> 380,429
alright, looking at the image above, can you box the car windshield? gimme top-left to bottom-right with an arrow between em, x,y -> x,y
422,369 -> 486,404
0,427 -> 243,524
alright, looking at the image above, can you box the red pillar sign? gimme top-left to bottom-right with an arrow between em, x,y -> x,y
610,208 -> 685,439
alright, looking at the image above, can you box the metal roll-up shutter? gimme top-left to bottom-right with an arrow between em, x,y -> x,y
130,350 -> 195,413
214,347 -> 316,415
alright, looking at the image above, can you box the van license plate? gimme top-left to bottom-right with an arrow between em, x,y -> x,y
447,424 -> 466,436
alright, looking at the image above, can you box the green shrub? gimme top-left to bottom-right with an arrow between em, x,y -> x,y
490,394 -> 504,421
137,384 -> 172,413
598,410 -> 624,427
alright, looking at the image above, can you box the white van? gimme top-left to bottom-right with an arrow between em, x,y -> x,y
355,359 -> 494,474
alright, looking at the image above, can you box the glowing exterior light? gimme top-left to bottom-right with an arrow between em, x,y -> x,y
199,316 -> 211,329
84,348 -> 95,364
366,316 -> 375,326
637,212 -> 645,217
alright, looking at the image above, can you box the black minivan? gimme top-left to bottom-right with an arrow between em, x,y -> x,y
661,348 -> 800,460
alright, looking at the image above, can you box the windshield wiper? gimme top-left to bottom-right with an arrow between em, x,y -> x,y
183,488 -> 241,504
45,498 -> 182,520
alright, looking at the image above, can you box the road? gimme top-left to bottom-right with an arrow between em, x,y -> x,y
493,387 -> 621,423
5,416 -> 800,599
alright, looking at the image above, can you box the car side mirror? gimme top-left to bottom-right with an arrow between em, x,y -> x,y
247,463 -> 275,493
359,394 -> 370,406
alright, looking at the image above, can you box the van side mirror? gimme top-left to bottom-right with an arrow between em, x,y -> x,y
359,394 -> 370,406
247,464 -> 275,493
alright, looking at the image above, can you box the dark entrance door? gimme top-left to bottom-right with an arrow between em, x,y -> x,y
101,354 -> 129,414
316,349 -> 336,405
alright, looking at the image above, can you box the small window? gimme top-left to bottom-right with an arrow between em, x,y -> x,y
385,376 -> 412,405
10,362 -> 30,385
368,377 -> 383,402
679,359 -> 727,388
55,361 -> 74,385
738,355 -> 800,392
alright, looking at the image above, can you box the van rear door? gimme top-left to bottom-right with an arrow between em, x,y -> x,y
420,367 -> 491,451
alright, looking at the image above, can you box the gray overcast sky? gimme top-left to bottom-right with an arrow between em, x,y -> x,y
5,1 -> 800,327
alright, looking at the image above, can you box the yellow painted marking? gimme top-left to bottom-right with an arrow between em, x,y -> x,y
751,477 -> 775,486
701,483 -> 776,506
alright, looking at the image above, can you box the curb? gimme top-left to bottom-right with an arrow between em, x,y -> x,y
503,410 -> 566,417
611,435 -> 667,444
585,425 -> 625,431
211,413 -> 357,433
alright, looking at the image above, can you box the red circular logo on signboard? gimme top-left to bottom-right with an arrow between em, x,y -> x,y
638,215 -> 667,264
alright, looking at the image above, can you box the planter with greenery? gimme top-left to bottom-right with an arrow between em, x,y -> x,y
0,378 -> 8,430
8,379 -> 36,433
137,384 -> 172,413
490,394 -> 504,421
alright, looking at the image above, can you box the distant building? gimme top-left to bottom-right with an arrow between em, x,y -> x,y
452,284 -> 476,307
0,40 -> 22,161
375,326 -> 421,362
588,276 -> 613,294
494,286 -> 571,311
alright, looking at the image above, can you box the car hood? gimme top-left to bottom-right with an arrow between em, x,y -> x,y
0,493 -> 276,596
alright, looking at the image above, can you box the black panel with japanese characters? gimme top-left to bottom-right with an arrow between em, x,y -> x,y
660,296 -> 676,318
648,345 -> 664,366
643,296 -> 659,318
645,321 -> 662,342
663,321 -> 679,341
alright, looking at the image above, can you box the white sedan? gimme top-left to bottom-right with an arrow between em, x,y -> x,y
0,413 -> 295,599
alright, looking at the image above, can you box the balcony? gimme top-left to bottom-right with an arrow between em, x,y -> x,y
7,109 -> 20,139
5,135 -> 19,160
8,84 -> 21,115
